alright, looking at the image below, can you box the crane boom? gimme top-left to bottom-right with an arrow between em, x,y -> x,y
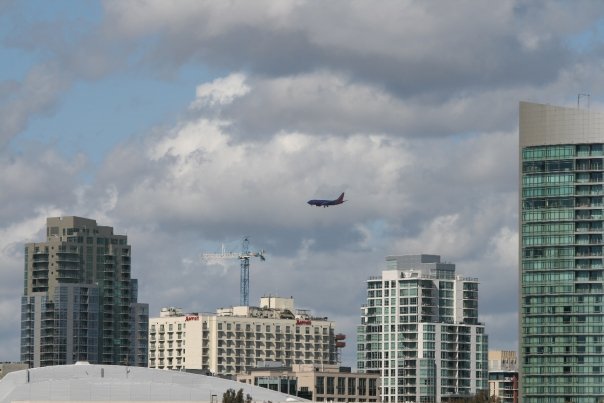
202,237 -> 266,306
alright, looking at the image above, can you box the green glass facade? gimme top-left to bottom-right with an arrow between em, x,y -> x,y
520,108 -> 604,401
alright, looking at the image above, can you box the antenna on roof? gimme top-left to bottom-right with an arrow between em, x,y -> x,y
578,93 -> 590,109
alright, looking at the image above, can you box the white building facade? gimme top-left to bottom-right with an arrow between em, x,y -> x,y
357,254 -> 488,403
148,296 -> 338,376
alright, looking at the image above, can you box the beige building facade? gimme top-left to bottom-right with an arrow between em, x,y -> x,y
488,351 -> 518,403
237,363 -> 380,402
148,296 -> 338,376
0,363 -> 28,380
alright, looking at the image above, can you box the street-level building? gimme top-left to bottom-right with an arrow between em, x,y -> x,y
520,102 -> 604,402
0,363 -> 28,380
148,296 -> 338,377
488,350 -> 518,403
357,254 -> 488,403
20,216 -> 148,368
237,363 -> 380,402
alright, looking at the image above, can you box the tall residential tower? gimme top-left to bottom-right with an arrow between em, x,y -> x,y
21,216 -> 148,367
520,101 -> 604,402
357,254 -> 488,403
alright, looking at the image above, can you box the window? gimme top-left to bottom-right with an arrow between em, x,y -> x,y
348,378 -> 356,395
369,379 -> 377,396
316,376 -> 325,394
358,378 -> 367,395
326,377 -> 335,395
337,377 -> 345,394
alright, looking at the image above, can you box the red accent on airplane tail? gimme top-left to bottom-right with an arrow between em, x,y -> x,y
336,192 -> 345,203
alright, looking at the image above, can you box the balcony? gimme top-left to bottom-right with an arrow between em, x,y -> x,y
32,251 -> 49,260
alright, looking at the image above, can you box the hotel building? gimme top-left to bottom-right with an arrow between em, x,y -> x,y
520,101 -> 604,402
20,216 -> 148,367
357,254 -> 488,403
148,296 -> 338,376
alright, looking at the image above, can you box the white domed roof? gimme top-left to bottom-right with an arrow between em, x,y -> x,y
0,364 -> 308,402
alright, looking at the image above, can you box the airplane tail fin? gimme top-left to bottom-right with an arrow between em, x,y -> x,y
336,192 -> 345,202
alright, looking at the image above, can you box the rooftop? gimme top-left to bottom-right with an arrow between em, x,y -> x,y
0,363 -> 307,403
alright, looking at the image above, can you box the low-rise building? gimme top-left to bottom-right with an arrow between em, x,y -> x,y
148,296 -> 338,376
0,362 -> 28,380
488,350 -> 518,403
237,363 -> 380,402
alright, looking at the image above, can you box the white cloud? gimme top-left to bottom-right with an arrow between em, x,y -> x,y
6,0 -> 604,365
192,73 -> 250,109
73,74 -> 521,360
0,64 -> 70,146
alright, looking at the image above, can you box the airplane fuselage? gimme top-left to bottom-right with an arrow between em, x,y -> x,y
307,192 -> 346,207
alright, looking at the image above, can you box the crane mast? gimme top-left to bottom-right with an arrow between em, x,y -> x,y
202,237 -> 265,306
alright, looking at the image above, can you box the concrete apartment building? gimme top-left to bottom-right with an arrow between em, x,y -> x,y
488,350 -> 518,403
357,254 -> 488,403
20,216 -> 148,368
520,102 -> 604,402
237,363 -> 380,402
148,296 -> 338,376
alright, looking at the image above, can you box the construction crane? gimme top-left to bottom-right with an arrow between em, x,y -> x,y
202,237 -> 266,306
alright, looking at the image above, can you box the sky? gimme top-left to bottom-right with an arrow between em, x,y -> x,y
1,0 -> 604,367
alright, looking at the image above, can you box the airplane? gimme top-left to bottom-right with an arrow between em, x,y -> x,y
307,192 -> 346,207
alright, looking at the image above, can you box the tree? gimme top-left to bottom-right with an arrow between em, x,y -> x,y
443,390 -> 500,403
222,388 -> 252,403
464,390 -> 500,403
222,388 -> 236,403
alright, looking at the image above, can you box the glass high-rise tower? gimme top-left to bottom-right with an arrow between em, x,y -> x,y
21,216 -> 148,367
520,102 -> 604,402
